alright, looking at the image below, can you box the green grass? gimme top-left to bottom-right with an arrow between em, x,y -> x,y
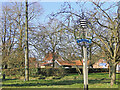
1,73 -> 120,88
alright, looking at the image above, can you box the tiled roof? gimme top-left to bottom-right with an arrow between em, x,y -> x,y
72,60 -> 83,66
42,52 -> 64,61
57,60 -> 74,66
56,60 -> 89,66
39,59 -> 89,66
40,62 -> 52,66
41,52 -> 89,66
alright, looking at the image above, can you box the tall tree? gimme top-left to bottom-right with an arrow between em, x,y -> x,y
2,2 -> 43,78
30,19 -> 66,68
87,2 -> 120,85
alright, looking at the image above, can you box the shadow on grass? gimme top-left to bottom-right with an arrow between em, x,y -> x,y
89,78 -> 120,85
2,80 -> 83,87
0,79 -> 17,81
89,79 -> 110,84
2,78 -> 116,87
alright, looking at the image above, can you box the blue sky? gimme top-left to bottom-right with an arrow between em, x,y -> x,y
39,2 -> 94,23
1,1 -> 119,24
1,1 -> 119,58
39,2 -> 118,24
39,2 -> 64,23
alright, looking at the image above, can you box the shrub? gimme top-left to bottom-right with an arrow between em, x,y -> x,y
39,68 -> 66,77
53,68 -> 66,77
2,68 -> 25,76
29,68 -> 38,77
88,68 -> 109,73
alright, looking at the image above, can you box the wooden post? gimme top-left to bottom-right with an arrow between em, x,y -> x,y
25,0 -> 29,81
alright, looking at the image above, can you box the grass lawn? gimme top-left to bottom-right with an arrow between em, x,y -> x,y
1,73 -> 120,88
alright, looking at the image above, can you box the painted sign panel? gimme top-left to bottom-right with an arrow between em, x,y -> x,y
77,39 -> 92,43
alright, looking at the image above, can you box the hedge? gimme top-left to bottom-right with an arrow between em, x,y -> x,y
38,68 -> 66,76
2,68 -> 109,77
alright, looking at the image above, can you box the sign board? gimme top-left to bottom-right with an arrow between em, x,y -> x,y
77,39 -> 92,43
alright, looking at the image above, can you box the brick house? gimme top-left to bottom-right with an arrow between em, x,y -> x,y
92,51 -> 120,71
39,52 -> 89,68
116,62 -> 120,73
93,59 -> 120,72
55,60 -> 90,68
93,59 -> 109,68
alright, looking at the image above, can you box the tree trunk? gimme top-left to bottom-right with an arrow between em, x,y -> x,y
109,63 -> 112,77
52,54 -> 55,68
109,65 -> 111,77
52,50 -> 55,68
111,63 -> 117,86
3,74 -> 5,80
52,59 -> 55,68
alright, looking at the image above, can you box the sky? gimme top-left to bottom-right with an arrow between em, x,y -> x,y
38,1 -> 118,24
1,0 -> 119,58
39,2 -> 64,23
1,1 -> 119,24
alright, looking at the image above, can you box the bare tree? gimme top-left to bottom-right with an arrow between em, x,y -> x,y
2,2 -> 43,78
87,2 -> 120,85
29,19 -> 67,68
50,1 -> 120,85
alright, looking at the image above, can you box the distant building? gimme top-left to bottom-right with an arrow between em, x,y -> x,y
54,60 -> 84,68
116,62 -> 120,73
39,52 -> 89,68
93,59 -> 120,72
93,59 -> 109,68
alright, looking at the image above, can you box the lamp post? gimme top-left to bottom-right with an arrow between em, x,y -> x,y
80,19 -> 88,90
74,17 -> 89,90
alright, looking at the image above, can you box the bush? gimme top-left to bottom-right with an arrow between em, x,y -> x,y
39,68 -> 66,77
2,67 -> 109,79
2,68 -> 25,76
88,68 -> 109,73
53,68 -> 66,77
29,68 -> 38,77
2,67 -> 38,77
